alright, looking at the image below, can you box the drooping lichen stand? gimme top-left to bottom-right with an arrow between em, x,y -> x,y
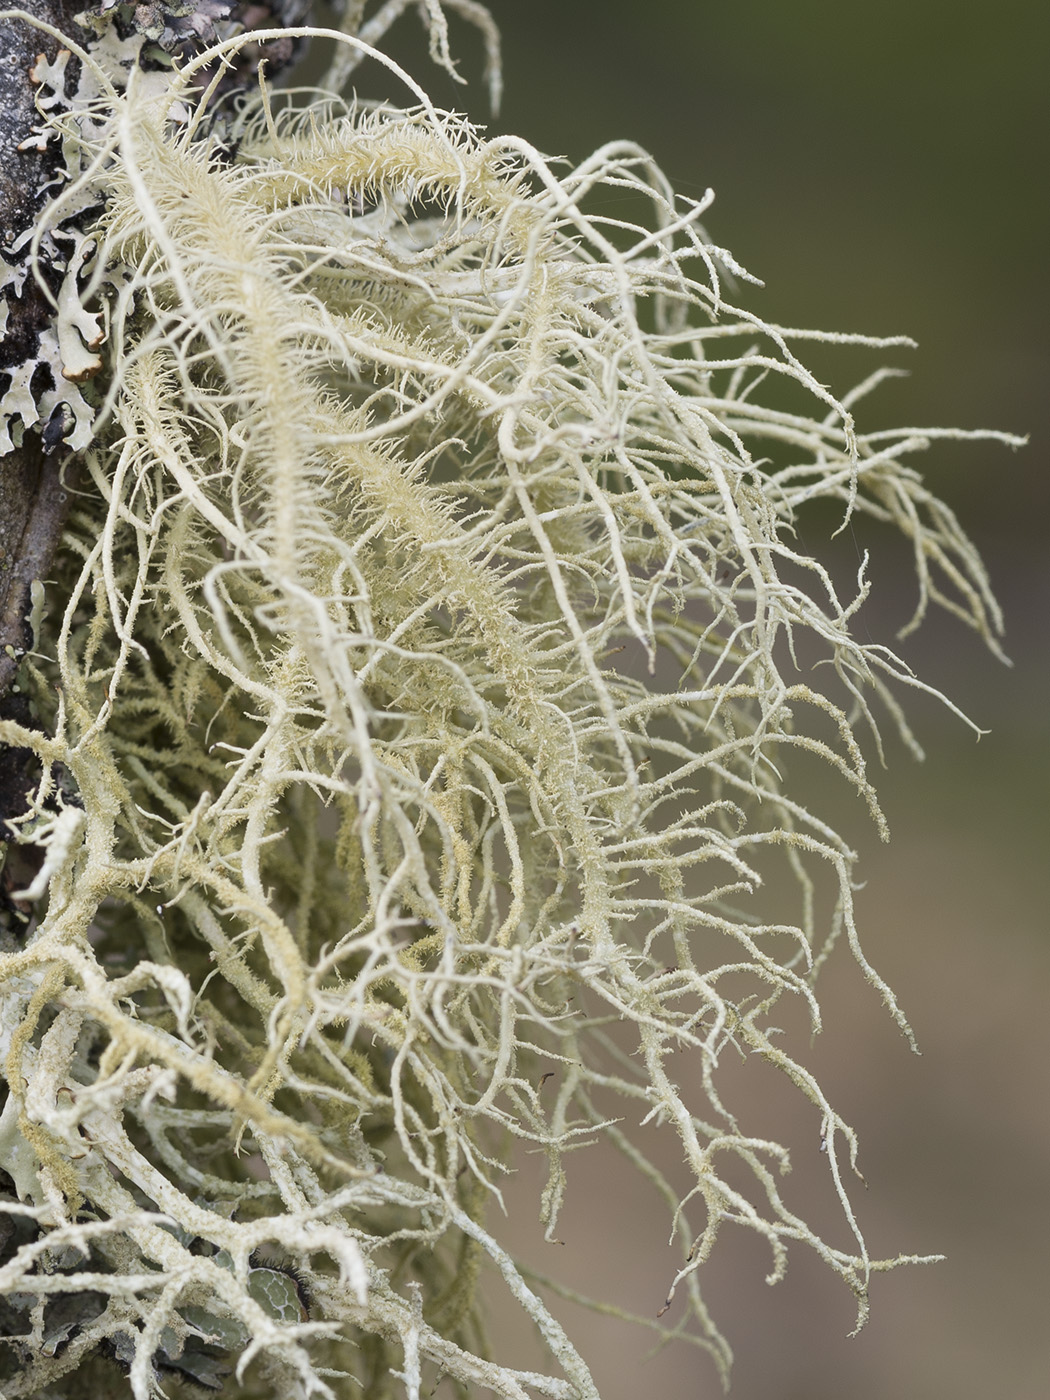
0,7 -> 1018,1396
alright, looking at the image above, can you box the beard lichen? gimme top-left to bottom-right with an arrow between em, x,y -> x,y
0,9 -> 1020,1399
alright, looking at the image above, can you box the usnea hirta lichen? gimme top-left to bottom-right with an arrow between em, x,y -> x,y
0,6 -> 1020,1397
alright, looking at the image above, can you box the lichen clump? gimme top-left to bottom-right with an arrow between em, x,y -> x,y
0,14 -> 1014,1400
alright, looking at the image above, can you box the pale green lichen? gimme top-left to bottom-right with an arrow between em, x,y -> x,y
0,7 -> 1021,1398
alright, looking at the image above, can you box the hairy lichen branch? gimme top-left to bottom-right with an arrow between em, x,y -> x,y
0,8 -> 1018,1397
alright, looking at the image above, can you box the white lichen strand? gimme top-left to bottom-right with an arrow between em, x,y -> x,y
0,14 -> 1020,1400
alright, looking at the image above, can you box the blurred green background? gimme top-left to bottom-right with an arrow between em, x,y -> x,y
353,4 -> 1049,1396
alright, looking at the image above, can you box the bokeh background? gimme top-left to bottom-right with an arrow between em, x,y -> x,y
353,4 -> 1049,1397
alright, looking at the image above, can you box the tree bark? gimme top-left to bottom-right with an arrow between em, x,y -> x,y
1,2 -> 88,926
1,0 -> 87,700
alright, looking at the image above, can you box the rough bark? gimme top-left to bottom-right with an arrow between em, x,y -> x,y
1,2 -> 88,929
1,0 -> 87,701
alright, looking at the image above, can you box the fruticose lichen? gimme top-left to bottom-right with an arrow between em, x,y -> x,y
0,6 -> 1020,1397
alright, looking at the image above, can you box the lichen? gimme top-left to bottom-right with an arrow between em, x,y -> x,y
0,7 -> 1020,1398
